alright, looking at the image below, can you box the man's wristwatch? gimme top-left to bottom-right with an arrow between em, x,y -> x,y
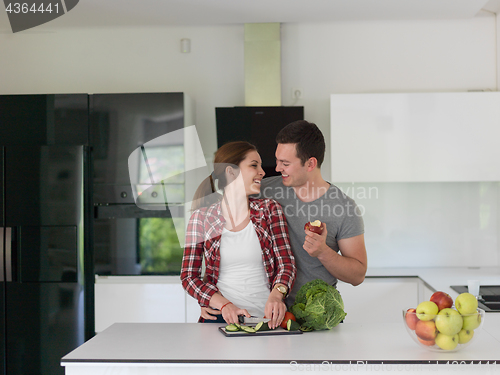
274,284 -> 287,298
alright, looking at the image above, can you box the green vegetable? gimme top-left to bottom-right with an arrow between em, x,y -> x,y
240,325 -> 256,333
286,319 -> 301,331
290,279 -> 347,331
255,321 -> 271,331
225,324 -> 240,332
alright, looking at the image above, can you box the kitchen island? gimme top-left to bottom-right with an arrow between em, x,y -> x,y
62,319 -> 500,374
62,267 -> 500,374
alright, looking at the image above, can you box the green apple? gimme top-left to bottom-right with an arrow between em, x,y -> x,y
458,328 -> 474,344
435,333 -> 459,351
416,301 -> 439,321
462,312 -> 481,331
435,308 -> 463,335
455,293 -> 478,315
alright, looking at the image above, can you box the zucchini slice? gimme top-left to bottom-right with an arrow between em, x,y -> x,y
255,321 -> 271,331
286,319 -> 301,331
225,324 -> 240,332
240,325 -> 256,333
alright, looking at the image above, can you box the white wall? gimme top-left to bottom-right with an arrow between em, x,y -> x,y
0,25 -> 245,160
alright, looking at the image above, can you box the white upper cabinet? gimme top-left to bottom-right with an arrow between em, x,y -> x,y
331,92 -> 500,182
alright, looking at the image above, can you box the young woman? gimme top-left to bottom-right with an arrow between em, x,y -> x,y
180,141 -> 296,329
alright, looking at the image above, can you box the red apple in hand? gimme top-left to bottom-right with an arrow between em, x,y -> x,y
304,220 -> 323,234
430,291 -> 453,311
415,320 -> 438,341
405,308 -> 419,330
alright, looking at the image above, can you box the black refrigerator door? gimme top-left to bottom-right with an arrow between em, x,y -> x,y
4,146 -> 85,375
0,147 -> 5,375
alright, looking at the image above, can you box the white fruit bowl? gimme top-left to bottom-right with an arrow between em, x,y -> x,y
402,308 -> 485,352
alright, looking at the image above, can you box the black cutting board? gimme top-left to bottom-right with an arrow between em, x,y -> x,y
218,326 -> 303,337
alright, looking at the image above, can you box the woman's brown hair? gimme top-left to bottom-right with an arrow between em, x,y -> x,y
191,141 -> 257,211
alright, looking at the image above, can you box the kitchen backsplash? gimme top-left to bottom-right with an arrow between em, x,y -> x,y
335,182 -> 500,268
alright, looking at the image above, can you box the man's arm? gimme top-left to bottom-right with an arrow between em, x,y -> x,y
303,226 -> 367,286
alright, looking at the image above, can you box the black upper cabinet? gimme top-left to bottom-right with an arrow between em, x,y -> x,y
216,106 -> 304,177
0,95 -> 47,146
90,93 -> 185,204
0,94 -> 88,147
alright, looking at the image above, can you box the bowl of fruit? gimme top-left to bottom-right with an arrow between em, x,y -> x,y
403,291 -> 485,352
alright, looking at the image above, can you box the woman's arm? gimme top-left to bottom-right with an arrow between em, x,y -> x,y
180,209 -> 219,307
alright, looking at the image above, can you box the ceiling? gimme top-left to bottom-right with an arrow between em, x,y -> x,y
1,0 -> 500,31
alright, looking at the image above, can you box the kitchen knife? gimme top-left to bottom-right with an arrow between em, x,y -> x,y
238,316 -> 270,325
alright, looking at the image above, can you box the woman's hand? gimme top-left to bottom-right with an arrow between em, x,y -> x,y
265,290 -> 287,329
221,303 -> 250,325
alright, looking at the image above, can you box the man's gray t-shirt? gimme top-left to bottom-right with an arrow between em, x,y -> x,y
259,176 -> 364,306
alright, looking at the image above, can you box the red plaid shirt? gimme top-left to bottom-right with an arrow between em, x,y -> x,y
181,198 -> 296,307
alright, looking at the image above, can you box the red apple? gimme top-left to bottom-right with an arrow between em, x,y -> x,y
405,308 -> 419,330
415,320 -> 438,341
430,291 -> 453,311
418,337 -> 435,346
304,220 -> 323,235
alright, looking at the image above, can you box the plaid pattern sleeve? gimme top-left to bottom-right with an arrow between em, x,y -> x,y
180,208 -> 219,307
258,199 -> 296,292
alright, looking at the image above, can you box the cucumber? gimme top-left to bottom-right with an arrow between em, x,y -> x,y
240,325 -> 256,333
286,319 -> 301,331
225,324 -> 240,332
255,321 -> 271,331
299,325 -> 314,332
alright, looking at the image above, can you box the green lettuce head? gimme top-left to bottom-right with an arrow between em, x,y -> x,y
290,279 -> 347,330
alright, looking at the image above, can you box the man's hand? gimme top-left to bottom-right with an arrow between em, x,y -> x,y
303,222 -> 328,257
200,306 -> 221,321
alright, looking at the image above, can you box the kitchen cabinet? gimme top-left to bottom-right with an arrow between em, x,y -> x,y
94,276 -> 186,332
330,92 -> 500,182
91,92 -> 195,276
417,278 -> 435,303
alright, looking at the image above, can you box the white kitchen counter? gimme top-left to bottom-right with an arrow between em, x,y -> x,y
366,266 -> 500,299
62,267 -> 500,374
61,321 -> 500,375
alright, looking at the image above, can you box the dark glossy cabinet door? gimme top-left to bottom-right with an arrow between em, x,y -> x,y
91,93 -> 186,276
0,147 -> 5,375
215,106 -> 304,177
0,94 -> 89,375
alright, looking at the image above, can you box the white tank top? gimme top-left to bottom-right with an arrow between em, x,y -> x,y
216,221 -> 270,317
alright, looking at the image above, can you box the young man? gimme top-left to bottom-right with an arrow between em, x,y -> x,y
259,120 -> 367,305
200,120 -> 366,319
